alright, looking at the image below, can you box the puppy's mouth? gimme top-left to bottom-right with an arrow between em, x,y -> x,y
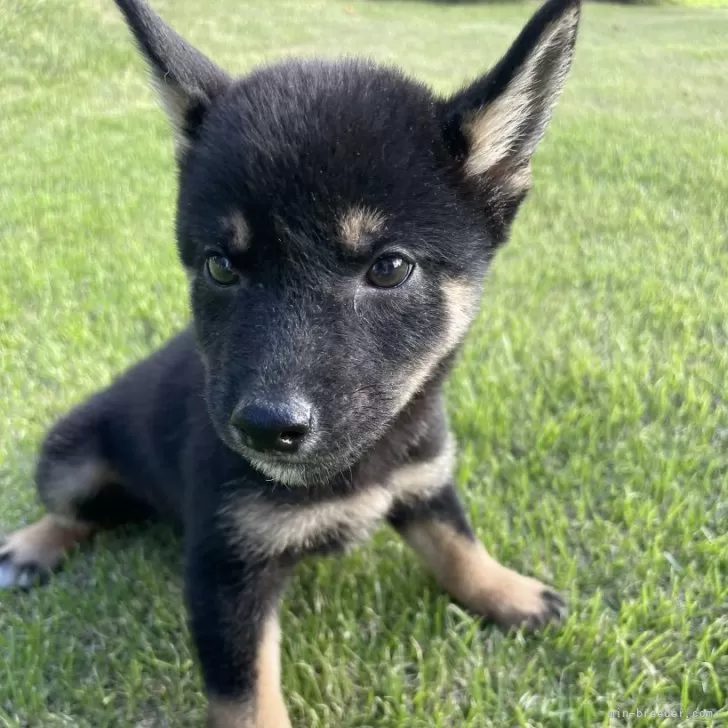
225,430 -> 354,487
243,450 -> 350,487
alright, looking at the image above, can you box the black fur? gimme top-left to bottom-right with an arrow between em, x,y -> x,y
387,482 -> 473,539
2,0 -> 581,722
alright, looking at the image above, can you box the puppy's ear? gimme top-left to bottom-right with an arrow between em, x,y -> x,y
441,0 -> 580,241
114,0 -> 231,157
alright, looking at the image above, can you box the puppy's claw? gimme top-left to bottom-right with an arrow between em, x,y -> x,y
17,564 -> 50,589
0,554 -> 51,590
0,562 -> 15,588
0,517 -> 90,590
484,573 -> 568,632
541,588 -> 565,605
541,588 -> 568,620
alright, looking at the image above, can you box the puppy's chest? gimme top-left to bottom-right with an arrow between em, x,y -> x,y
228,486 -> 391,558
224,443 -> 453,560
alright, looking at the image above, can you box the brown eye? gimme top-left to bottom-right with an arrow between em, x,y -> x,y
206,255 -> 238,286
366,255 -> 413,288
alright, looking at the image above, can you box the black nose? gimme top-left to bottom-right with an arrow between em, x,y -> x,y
231,399 -> 312,454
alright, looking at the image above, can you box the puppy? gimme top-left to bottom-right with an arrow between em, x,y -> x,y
0,0 -> 581,725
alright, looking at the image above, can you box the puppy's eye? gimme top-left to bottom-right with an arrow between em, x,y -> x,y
366,255 -> 413,288
206,255 -> 239,286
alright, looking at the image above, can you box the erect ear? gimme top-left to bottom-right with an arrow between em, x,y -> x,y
114,0 -> 231,157
440,0 -> 580,240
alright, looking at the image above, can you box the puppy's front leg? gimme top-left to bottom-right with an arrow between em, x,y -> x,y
388,484 -> 566,630
185,535 -> 291,728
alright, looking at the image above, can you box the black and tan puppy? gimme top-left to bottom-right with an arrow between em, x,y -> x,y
1,0 -> 580,724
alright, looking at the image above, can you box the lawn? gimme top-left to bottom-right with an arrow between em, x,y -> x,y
1,0 -> 727,726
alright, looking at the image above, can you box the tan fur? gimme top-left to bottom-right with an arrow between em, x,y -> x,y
151,78 -> 193,157
401,519 -> 561,627
386,434 -> 455,506
338,206 -> 385,250
396,278 -> 477,411
226,438 -> 454,558
207,697 -> 253,728
254,615 -> 290,727
230,488 -> 390,557
241,455 -> 313,488
40,460 -> 111,519
207,615 -> 290,728
227,210 -> 250,252
506,164 -> 533,195
462,7 -> 579,188
0,515 -> 91,572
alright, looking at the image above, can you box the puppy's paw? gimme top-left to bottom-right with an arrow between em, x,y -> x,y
0,516 -> 90,590
0,549 -> 51,589
482,568 -> 567,631
400,520 -> 566,633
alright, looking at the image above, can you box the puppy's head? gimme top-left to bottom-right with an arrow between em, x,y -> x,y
115,0 -> 580,486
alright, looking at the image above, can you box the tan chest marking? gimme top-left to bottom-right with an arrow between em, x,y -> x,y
225,437 -> 454,558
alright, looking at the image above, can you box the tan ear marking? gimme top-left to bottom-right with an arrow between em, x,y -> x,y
462,7 -> 579,186
150,77 -> 194,156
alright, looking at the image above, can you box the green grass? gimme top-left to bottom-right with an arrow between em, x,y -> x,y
666,0 -> 728,6
1,0 -> 727,726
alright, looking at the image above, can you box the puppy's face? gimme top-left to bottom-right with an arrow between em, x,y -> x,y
178,62 -> 490,484
115,0 -> 580,485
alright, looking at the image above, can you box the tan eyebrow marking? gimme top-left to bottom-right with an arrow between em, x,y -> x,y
226,210 -> 250,252
338,206 -> 385,251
